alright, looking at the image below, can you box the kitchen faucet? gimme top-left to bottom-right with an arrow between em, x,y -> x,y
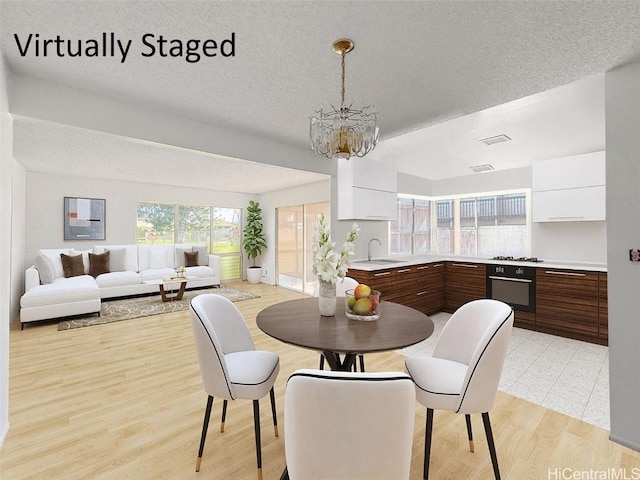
368,238 -> 382,261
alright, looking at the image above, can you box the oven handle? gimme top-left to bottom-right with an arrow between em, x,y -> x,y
488,276 -> 533,283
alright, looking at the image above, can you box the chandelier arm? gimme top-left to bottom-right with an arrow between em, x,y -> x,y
341,51 -> 346,106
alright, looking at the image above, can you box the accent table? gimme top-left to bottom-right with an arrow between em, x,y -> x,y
257,297 -> 434,371
144,277 -> 191,302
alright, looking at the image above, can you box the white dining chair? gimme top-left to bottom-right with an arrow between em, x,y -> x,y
189,294 -> 280,480
313,276 -> 364,371
282,369 -> 416,480
405,299 -> 514,480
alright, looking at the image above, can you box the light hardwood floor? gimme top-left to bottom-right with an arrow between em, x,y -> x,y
2,282 -> 640,479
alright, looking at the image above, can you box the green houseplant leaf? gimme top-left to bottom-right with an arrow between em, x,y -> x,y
242,200 -> 267,267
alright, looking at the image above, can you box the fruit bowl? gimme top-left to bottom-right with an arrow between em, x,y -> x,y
344,288 -> 381,321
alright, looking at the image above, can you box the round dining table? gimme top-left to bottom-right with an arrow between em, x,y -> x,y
256,297 -> 434,371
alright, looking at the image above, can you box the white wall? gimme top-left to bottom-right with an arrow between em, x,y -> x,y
605,60 -> 640,451
259,179 -> 331,285
0,53 -> 15,446
24,171 -> 255,272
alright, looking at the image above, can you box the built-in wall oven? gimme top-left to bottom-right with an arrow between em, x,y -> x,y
486,264 -> 536,313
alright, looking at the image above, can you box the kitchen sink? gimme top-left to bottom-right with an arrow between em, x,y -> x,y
352,259 -> 406,265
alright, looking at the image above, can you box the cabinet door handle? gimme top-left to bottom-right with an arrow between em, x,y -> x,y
544,271 -> 586,277
432,263 -> 444,267
416,265 -> 429,270
489,276 -> 532,283
548,216 -> 585,220
452,263 -> 478,268
374,271 -> 392,277
397,269 -> 412,273
416,291 -> 428,296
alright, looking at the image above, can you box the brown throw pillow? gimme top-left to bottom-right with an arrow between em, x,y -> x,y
89,251 -> 110,278
60,253 -> 85,278
184,251 -> 199,267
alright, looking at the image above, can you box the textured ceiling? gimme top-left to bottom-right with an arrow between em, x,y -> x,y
2,1 -> 640,187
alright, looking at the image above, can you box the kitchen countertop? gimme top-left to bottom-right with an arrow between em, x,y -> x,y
348,255 -> 607,272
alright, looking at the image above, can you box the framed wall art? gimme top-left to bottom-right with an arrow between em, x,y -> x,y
64,197 -> 105,240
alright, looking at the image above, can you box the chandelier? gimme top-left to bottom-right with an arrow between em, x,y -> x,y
310,39 -> 379,159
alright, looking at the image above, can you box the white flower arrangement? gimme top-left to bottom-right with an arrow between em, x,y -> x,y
312,214 -> 360,284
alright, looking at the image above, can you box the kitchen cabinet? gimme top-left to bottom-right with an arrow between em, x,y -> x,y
337,157 -> 398,221
444,262 -> 486,313
598,272 -> 608,341
535,268 -> 600,343
347,262 -> 444,315
532,150 -> 606,222
416,262 -> 445,315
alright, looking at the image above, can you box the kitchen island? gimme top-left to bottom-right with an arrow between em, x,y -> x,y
347,255 -> 608,345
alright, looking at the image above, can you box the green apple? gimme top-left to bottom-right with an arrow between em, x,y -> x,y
354,284 -> 371,299
353,298 -> 373,315
347,295 -> 357,309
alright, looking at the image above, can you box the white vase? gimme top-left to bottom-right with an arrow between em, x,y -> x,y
318,278 -> 337,316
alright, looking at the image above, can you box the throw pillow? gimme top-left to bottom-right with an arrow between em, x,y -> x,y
60,253 -> 85,278
107,247 -> 127,272
89,251 -> 110,278
184,251 -> 199,267
193,245 -> 208,266
175,246 -> 192,268
35,254 -> 56,284
149,248 -> 168,269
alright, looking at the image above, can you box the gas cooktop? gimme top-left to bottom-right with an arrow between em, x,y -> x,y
491,256 -> 544,263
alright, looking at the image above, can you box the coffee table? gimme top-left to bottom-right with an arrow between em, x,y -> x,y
144,277 -> 191,302
257,297 -> 434,371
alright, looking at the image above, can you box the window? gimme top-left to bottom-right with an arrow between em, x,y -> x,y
390,198 -> 431,255
276,202 -> 330,294
137,202 -> 242,280
390,191 -> 529,258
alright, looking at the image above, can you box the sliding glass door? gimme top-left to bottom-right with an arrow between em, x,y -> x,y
276,202 -> 330,295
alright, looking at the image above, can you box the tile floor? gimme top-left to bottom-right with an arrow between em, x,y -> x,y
398,312 -> 610,430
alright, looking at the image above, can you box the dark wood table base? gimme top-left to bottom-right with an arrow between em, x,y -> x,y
159,281 -> 187,302
322,351 -> 357,372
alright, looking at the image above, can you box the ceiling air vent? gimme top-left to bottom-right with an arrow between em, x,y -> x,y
471,164 -> 495,173
479,134 -> 511,146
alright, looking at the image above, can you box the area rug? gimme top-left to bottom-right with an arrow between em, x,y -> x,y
58,286 -> 260,330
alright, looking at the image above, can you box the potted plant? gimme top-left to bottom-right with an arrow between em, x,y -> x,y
243,200 -> 267,284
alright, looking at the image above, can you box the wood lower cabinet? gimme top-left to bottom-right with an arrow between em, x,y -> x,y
347,262 -> 444,315
598,272 -> 608,341
349,261 -> 608,345
535,268 -> 600,343
416,263 -> 445,315
444,262 -> 486,313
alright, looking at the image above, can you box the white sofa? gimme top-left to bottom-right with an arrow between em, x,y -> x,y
20,244 -> 221,328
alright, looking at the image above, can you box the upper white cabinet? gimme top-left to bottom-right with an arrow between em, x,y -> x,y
532,151 -> 606,222
337,158 -> 398,220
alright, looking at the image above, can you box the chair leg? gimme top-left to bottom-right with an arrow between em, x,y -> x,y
482,412 -> 501,480
424,408 -> 434,480
196,395 -> 214,472
269,387 -> 279,437
220,399 -> 228,432
253,399 -> 263,480
465,414 -> 474,452
319,354 -> 325,370
359,354 -> 365,372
